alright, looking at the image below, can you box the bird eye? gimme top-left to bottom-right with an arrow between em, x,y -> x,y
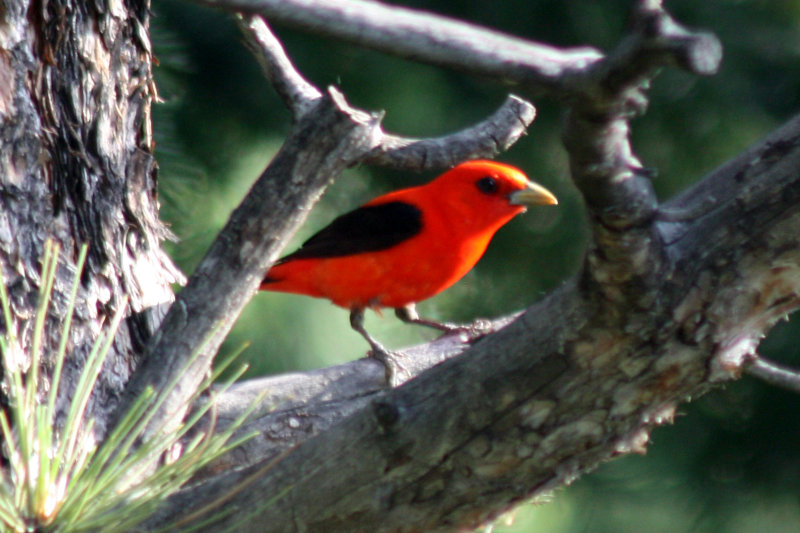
475,176 -> 498,194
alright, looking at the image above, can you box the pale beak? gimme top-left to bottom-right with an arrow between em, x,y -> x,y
509,182 -> 558,207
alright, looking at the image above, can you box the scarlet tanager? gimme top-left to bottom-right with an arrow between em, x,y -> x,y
261,160 -> 557,369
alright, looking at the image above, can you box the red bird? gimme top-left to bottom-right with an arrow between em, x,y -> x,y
261,160 -> 557,369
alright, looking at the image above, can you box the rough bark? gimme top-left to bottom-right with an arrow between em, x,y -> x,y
0,0 -> 181,432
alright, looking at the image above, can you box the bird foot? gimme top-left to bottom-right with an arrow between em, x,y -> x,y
394,305 -> 493,342
438,318 -> 494,342
368,348 -> 411,387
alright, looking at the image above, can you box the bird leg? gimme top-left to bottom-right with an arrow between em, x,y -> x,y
350,308 -> 408,385
395,304 -> 493,338
394,303 -> 457,332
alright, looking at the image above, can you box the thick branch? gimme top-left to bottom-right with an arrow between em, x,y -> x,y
192,325 -> 502,476
559,3 -> 721,324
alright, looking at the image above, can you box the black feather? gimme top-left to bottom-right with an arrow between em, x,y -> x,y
277,201 -> 423,263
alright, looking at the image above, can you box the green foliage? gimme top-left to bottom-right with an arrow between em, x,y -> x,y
151,0 -> 800,531
0,242 -> 254,532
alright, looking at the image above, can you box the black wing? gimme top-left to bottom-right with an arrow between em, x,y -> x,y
277,201 -> 423,262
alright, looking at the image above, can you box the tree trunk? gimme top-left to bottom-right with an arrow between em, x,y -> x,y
0,0 -> 181,432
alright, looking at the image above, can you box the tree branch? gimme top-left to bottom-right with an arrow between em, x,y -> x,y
365,96 -> 535,171
198,0 -> 604,96
238,13 -> 537,171
190,322 -> 509,477
746,354 -> 800,394
196,0 -> 719,100
238,15 -> 322,116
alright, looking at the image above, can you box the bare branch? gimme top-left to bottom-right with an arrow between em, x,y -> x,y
559,4 -> 721,323
197,0 -> 604,96
746,355 -> 800,394
364,95 -> 535,171
238,14 -> 322,116
196,0 -> 719,104
239,11 -> 538,171
238,11 -> 538,171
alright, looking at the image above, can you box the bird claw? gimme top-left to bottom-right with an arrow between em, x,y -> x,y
439,318 -> 494,342
467,318 -> 493,335
394,305 -> 493,341
368,348 -> 410,386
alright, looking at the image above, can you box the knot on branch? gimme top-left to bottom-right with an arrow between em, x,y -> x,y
373,400 -> 402,434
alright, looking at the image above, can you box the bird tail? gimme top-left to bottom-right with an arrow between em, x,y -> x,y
259,261 -> 320,297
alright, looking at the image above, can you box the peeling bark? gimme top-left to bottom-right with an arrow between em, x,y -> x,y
0,0 -> 181,431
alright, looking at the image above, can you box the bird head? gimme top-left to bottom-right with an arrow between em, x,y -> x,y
429,160 -> 557,233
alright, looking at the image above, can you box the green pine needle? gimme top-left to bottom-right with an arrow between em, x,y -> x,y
0,240 -> 255,531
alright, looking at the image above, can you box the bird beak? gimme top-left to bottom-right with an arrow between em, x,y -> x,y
509,182 -> 558,207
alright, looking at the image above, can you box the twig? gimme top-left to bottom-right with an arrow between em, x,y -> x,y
238,15 -> 322,117
745,354 -> 800,394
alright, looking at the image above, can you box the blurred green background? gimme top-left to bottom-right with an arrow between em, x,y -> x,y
151,1 -> 800,531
